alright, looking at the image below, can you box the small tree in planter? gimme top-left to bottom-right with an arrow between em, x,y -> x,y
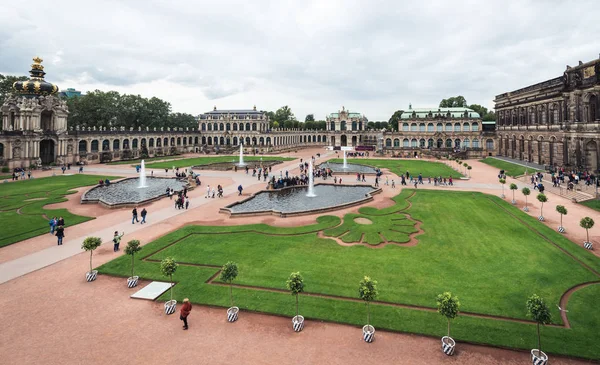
82,236 -> 102,282
286,272 -> 305,332
580,217 -> 595,250
160,257 -> 179,315
555,205 -> 567,233
358,276 -> 378,343
125,240 -> 142,288
462,162 -> 468,174
220,261 -> 239,322
436,292 -> 460,356
536,193 -> 548,221
522,187 -> 531,212
467,165 -> 472,177
526,294 -> 551,365
499,178 -> 506,198
509,183 -> 518,204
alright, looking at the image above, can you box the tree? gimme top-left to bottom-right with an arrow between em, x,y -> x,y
499,178 -> 506,197
305,114 -> 315,123
286,272 -> 305,318
388,110 -> 404,129
580,217 -> 595,243
160,257 -> 179,302
274,105 -> 296,127
439,96 -> 467,108
272,121 -> 279,129
526,294 -> 552,354
556,205 -> 567,228
522,187 -> 531,210
124,240 -> 142,278
81,237 -> 102,274
436,292 -> 460,337
537,193 -> 548,217
0,74 -> 29,105
467,165 -> 472,177
468,104 -> 488,117
509,183 -> 518,202
482,111 -> 496,121
219,261 -> 239,307
463,162 -> 468,174
358,276 -> 378,327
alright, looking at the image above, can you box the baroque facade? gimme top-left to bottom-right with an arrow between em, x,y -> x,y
495,56 -> 600,171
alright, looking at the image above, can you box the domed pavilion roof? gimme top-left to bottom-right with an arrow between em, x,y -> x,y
12,57 -> 59,96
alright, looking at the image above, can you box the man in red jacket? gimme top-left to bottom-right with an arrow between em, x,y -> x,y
180,298 -> 192,330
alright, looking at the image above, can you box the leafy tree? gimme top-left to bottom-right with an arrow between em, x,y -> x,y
467,165 -> 472,177
388,110 -> 404,128
0,73 -> 29,105
526,294 -> 552,354
482,111 -> 496,121
468,104 -> 488,117
286,272 -> 305,318
358,276 -> 378,326
274,105 -> 296,127
499,178 -> 506,196
436,292 -> 460,337
160,257 -> 179,302
439,96 -> 467,108
556,205 -> 567,228
266,111 -> 276,127
580,217 -> 595,243
272,121 -> 280,129
220,261 -> 239,307
509,183 -> 518,202
522,187 -> 531,209
81,237 -> 102,274
367,121 -> 375,130
168,112 -> 197,129
463,162 -> 468,174
124,239 -> 142,278
305,114 -> 315,122
315,120 -> 327,130
537,193 -> 548,217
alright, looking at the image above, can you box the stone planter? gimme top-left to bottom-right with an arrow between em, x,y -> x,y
557,226 -> 565,233
500,194 -> 505,198
127,276 -> 139,288
292,315 -> 304,332
523,206 -> 529,212
164,299 -> 177,315
511,199 -> 516,205
584,241 -> 593,250
531,349 -> 548,365
441,336 -> 455,356
538,216 -> 544,221
227,306 -> 239,322
86,270 -> 98,282
362,324 -> 375,343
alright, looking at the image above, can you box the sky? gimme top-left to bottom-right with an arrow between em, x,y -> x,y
1,0 -> 599,121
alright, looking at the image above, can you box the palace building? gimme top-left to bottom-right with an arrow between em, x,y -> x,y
495,56 -> 600,171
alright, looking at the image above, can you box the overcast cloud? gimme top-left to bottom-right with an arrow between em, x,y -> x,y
1,0 -> 599,120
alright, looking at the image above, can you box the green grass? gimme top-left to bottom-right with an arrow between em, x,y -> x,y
98,190 -> 600,359
107,155 -> 187,165
146,156 -> 295,169
479,157 -> 543,177
328,158 -> 463,178
0,174 -> 120,247
581,199 -> 600,213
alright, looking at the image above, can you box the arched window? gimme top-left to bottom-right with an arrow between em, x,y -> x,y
410,123 -> 417,132
436,139 -> 443,148
201,123 -> 206,131
233,123 -> 238,131
472,123 -> 479,131
436,123 -> 443,132
454,139 -> 461,148
411,138 -> 418,147
113,140 -> 120,150
393,138 -> 400,147
403,138 -> 409,147
164,138 -> 168,146
445,123 -> 452,132
463,138 -> 470,148
132,139 -> 138,149
201,136 -> 206,144
340,121 -> 347,130
149,138 -> 154,147
252,123 -> 257,131
156,138 -> 161,147
207,123 -> 212,131
445,139 -> 452,148
246,123 -> 251,131
463,123 -> 470,132
454,123 -> 460,132
553,108 -> 559,124
385,138 -> 392,147
473,139 -> 480,148
352,121 -> 357,131
486,139 -> 494,149
419,123 -> 425,132
91,140 -> 99,152
226,123 -> 231,131
122,139 -> 129,149
78,140 -> 87,153
330,121 -> 335,130
177,137 -> 181,146
402,123 -> 409,131
419,139 -> 425,148
427,123 -> 434,132
427,139 -> 433,148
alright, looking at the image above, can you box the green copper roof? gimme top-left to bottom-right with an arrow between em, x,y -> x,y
328,112 -> 363,118
401,107 -> 480,119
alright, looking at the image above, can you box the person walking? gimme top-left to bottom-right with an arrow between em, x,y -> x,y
238,184 -> 243,195
180,298 -> 192,330
391,180 -> 396,188
132,207 -> 139,224
141,208 -> 147,224
57,216 -> 65,227
113,231 -> 124,252
79,165 -> 83,173
185,197 -> 190,209
49,216 -> 57,235
206,185 -> 211,198
55,225 -> 65,245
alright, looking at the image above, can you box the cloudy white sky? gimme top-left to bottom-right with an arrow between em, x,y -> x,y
1,0 -> 599,121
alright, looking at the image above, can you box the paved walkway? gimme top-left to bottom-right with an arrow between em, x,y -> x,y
491,155 -> 546,170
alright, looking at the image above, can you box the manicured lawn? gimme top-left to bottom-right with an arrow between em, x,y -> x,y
107,155 -> 186,165
98,190 -> 600,359
581,199 -> 600,213
328,158 -> 463,178
479,157 -> 543,177
145,156 -> 295,169
0,174 -> 120,247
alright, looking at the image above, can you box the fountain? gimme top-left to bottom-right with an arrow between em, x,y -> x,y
342,151 -> 348,169
306,161 -> 316,197
238,143 -> 246,166
138,160 -> 148,188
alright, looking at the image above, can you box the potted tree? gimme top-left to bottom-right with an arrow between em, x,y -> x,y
580,217 -> 594,250
536,193 -> 548,221
463,162 -> 468,175
436,292 -> 460,356
526,294 -> 551,365
286,272 -> 305,332
555,205 -> 567,233
522,187 -> 531,212
499,178 -> 506,198
467,165 -> 472,177
358,276 -> 378,343
125,239 -> 142,288
509,183 -> 518,204
220,261 -> 239,322
82,237 -> 102,282
160,257 -> 179,315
